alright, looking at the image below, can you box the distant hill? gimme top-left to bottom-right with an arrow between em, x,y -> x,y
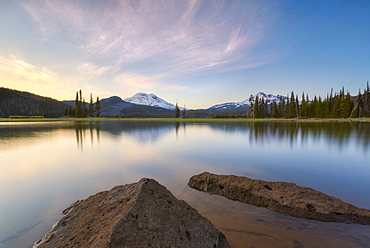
62,95 -> 175,118
99,96 -> 174,117
61,100 -> 75,107
0,87 -> 69,118
99,96 -> 134,116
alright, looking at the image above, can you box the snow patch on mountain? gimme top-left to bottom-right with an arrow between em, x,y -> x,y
124,93 -> 178,110
207,92 -> 289,110
208,101 -> 249,110
250,92 -> 289,103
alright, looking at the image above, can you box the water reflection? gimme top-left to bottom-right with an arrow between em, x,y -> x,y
206,121 -> 370,154
3,121 -> 366,153
1,121 -> 370,248
72,121 -> 178,150
74,122 -> 101,150
0,122 -> 73,140
94,121 -> 174,143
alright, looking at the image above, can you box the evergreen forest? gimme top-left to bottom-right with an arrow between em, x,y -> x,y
0,87 -> 68,118
63,90 -> 101,118
247,83 -> 370,119
1,82 -> 370,119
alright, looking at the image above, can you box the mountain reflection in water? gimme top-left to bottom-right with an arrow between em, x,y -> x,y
69,121 -> 370,154
0,120 -> 369,248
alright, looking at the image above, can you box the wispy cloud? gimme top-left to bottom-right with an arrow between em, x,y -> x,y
0,55 -> 111,100
0,55 -> 63,89
114,72 -> 166,93
77,62 -> 113,80
21,0 -> 277,82
0,55 -> 54,81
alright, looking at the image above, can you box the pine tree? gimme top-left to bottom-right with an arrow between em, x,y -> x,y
75,90 -> 82,118
254,95 -> 260,118
332,93 -> 340,118
248,95 -> 254,118
95,96 -> 101,117
259,96 -> 266,117
286,94 -> 290,118
337,89 -> 346,118
300,92 -> 308,118
271,101 -> 279,118
329,88 -> 334,114
82,98 -> 88,117
322,95 -> 330,118
287,92 -> 296,118
264,98 -> 269,117
309,96 -> 318,118
75,91 -> 78,116
174,103 -> 180,118
343,92 -> 353,118
295,94 -> 299,118
279,96 -> 286,118
89,93 -> 95,117
363,81 -> 370,116
316,96 -> 323,118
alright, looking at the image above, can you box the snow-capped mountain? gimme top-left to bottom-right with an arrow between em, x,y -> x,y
62,91 -> 291,117
207,92 -> 289,111
124,93 -> 179,110
98,95 -> 174,117
251,92 -> 288,104
207,101 -> 249,111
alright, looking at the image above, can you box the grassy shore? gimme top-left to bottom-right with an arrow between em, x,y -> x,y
1,117 -> 370,123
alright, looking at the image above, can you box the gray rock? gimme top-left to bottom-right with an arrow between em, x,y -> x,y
188,172 -> 370,225
34,178 -> 230,248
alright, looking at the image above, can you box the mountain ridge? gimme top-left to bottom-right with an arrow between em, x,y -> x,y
204,92 -> 289,112
63,92 -> 288,112
1,88 -> 289,118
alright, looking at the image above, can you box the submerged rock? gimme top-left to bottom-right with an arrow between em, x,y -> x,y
188,172 -> 370,225
34,178 -> 230,248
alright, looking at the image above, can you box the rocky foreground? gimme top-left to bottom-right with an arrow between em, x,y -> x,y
188,172 -> 370,225
34,178 -> 230,248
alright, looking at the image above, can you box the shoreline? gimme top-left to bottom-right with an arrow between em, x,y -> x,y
1,117 -> 370,123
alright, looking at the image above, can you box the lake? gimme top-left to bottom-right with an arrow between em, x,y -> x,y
0,120 -> 370,248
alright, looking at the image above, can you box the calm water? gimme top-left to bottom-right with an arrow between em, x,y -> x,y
0,121 -> 370,248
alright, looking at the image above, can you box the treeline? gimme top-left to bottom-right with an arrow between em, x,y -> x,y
213,113 -> 248,118
249,82 -> 370,118
0,87 -> 68,118
64,90 -> 101,117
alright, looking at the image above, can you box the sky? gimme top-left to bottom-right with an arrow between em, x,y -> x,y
0,0 -> 369,109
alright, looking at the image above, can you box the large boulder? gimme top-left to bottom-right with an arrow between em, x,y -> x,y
34,178 -> 230,248
188,172 -> 370,225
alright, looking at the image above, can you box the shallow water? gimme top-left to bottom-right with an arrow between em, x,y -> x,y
0,121 -> 369,248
